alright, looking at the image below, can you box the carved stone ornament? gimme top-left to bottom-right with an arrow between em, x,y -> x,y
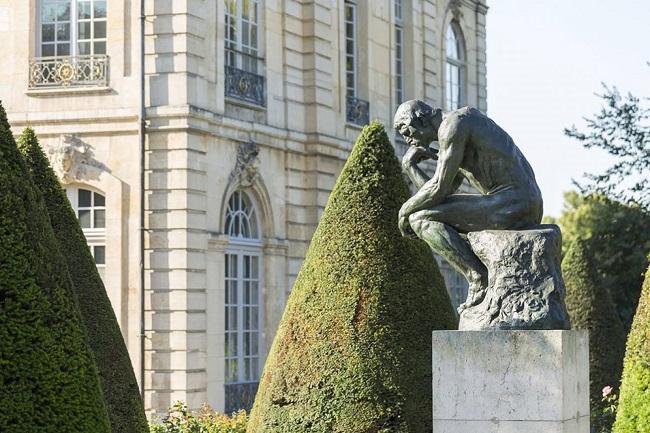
45,134 -> 108,184
230,140 -> 260,187
448,0 -> 463,20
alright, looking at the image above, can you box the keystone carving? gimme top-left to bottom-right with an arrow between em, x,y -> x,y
230,140 -> 260,187
45,134 -> 108,184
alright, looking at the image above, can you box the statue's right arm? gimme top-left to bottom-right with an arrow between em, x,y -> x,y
401,146 -> 436,189
401,159 -> 430,189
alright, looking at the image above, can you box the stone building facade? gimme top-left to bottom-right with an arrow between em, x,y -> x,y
0,0 -> 486,417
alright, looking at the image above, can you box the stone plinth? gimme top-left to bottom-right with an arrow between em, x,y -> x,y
432,330 -> 589,433
460,224 -> 571,330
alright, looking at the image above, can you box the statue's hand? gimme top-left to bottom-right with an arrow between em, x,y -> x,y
399,213 -> 417,239
402,145 -> 438,168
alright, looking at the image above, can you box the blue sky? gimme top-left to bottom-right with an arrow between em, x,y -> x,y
486,0 -> 648,217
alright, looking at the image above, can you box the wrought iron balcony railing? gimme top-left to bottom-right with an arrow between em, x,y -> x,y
29,55 -> 109,89
225,65 -> 266,107
346,96 -> 370,126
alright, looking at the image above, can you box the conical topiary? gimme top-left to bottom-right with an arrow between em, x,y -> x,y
562,239 -> 626,432
0,103 -> 111,432
613,264 -> 650,433
247,122 -> 457,433
17,128 -> 148,433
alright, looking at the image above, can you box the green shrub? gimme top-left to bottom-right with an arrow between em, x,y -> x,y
0,103 -> 111,432
613,264 -> 650,433
247,122 -> 456,433
554,191 -> 650,332
17,127 -> 148,433
150,402 -> 247,433
562,239 -> 626,433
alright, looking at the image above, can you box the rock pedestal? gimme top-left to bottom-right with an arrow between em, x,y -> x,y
432,330 -> 589,433
459,224 -> 571,330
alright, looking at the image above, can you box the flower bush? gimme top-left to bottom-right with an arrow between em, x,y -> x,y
150,402 -> 247,433
594,386 -> 618,433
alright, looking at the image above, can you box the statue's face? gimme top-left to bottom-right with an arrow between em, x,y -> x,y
398,114 -> 437,148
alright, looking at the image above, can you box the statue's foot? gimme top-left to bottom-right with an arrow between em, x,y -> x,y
458,271 -> 487,314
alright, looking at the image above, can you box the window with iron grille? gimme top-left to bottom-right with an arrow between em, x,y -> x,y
224,0 -> 265,106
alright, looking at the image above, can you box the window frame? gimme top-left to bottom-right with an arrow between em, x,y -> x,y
224,0 -> 263,74
344,0 -> 358,100
223,190 -> 263,386
36,0 -> 107,58
394,0 -> 404,105
444,21 -> 465,111
65,186 -> 107,279
224,247 -> 263,385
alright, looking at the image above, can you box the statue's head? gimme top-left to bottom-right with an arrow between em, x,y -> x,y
393,100 -> 442,147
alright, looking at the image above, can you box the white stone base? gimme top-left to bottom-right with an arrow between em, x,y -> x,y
432,330 -> 589,433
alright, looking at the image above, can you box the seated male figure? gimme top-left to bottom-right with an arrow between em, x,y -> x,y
394,100 -> 543,310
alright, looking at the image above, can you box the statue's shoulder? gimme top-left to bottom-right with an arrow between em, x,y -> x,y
440,107 -> 477,136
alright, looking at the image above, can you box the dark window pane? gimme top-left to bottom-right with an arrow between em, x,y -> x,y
229,306 -> 237,330
94,245 -> 105,264
94,41 -> 106,54
78,41 -> 90,55
94,21 -> 106,39
78,21 -> 91,39
57,3 -> 70,20
94,209 -> 105,228
94,192 -> 105,206
78,209 -> 91,228
42,24 -> 55,42
57,43 -> 70,56
79,189 -> 91,206
56,23 -> 70,41
78,1 -> 91,19
41,4 -> 56,23
42,44 -> 55,57
94,1 -> 107,18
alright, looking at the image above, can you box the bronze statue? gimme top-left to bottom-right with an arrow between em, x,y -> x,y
394,100 -> 544,313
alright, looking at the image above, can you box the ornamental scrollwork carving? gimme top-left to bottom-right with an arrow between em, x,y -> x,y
229,140 -> 260,187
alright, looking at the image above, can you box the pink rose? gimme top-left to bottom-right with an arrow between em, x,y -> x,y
602,386 -> 614,397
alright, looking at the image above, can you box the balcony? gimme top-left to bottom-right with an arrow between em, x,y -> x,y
29,55 -> 109,89
225,65 -> 266,107
346,96 -> 370,126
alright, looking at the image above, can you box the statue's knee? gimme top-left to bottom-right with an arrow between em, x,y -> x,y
408,211 -> 432,234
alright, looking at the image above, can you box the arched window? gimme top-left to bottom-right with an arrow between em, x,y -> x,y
225,190 -> 260,240
445,22 -> 465,110
223,190 -> 262,412
66,186 -> 106,280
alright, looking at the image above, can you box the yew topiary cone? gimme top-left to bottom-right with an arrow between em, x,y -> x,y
247,122 -> 457,433
18,128 -> 148,433
562,239 -> 626,432
614,264 -> 650,433
0,103 -> 111,432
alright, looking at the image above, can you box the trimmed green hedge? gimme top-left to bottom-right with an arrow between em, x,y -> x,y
0,103 -> 111,432
150,402 -> 247,433
247,122 -> 457,433
18,128 -> 148,433
614,264 -> 650,433
562,239 -> 626,432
